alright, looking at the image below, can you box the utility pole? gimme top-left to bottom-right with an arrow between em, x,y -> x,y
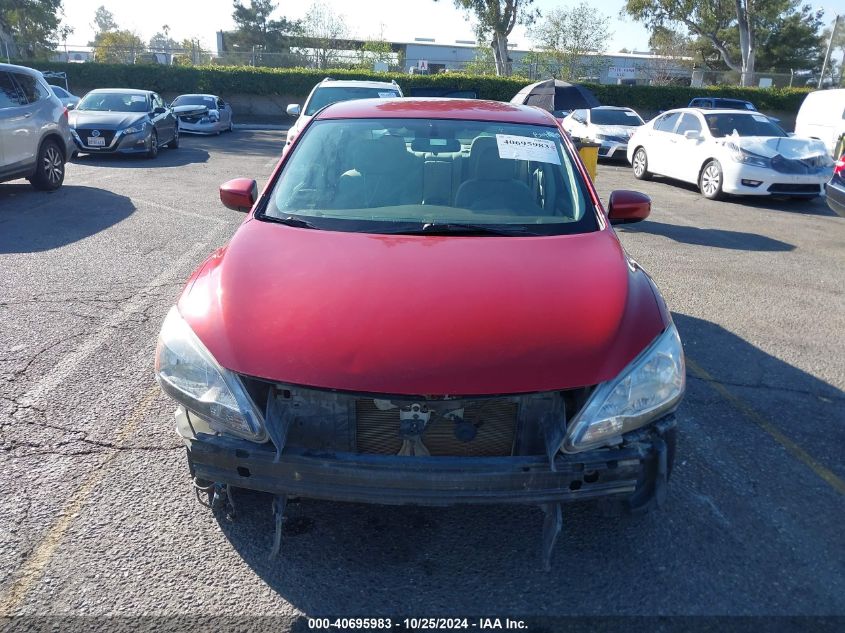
819,14 -> 841,89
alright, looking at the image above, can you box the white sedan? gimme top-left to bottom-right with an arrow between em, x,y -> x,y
627,108 -> 833,200
561,106 -> 645,159
171,94 -> 234,135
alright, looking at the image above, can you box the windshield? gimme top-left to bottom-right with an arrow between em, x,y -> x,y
172,95 -> 216,107
591,109 -> 644,126
714,99 -> 755,110
260,118 -> 597,236
704,113 -> 786,138
304,87 -> 400,116
77,92 -> 149,112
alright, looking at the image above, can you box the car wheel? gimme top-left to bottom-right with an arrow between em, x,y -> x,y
632,147 -> 651,180
699,160 -> 723,200
28,139 -> 65,191
167,126 -> 179,149
147,130 -> 159,159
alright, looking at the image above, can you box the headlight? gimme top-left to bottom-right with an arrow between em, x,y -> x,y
122,122 -> 147,135
562,324 -> 685,453
155,307 -> 266,442
728,144 -> 770,168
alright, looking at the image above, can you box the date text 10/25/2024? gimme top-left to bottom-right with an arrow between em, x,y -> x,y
308,618 -> 529,630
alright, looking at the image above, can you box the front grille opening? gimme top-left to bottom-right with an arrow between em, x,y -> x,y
355,398 -> 518,457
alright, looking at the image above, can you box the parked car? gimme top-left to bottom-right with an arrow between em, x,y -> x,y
628,108 -> 833,200
561,106 -> 645,159
794,88 -> 845,158
155,98 -> 685,568
688,97 -> 757,111
172,93 -> 233,135
49,84 -> 80,109
0,62 -> 72,191
824,153 -> 845,217
284,78 -> 402,146
68,89 -> 184,159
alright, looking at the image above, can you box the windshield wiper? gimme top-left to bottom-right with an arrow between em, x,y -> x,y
386,222 -> 541,236
263,215 -> 323,230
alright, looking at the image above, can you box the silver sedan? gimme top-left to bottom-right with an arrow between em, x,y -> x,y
172,93 -> 233,135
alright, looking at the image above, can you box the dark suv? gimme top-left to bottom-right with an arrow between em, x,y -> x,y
0,63 -> 72,191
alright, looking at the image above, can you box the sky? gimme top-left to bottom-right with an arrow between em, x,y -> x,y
60,0 -> 842,54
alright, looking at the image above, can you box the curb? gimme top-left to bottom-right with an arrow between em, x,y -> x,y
233,123 -> 290,131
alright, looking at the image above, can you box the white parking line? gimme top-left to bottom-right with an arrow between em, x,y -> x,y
133,198 -> 229,224
18,223 -> 231,409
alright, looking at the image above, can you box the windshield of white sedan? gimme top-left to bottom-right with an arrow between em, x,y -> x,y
304,87 -> 401,115
261,118 -> 596,235
705,113 -> 786,138
591,109 -> 643,126
77,92 -> 148,112
172,95 -> 215,107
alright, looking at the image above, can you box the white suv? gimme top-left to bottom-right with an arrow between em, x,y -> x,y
0,63 -> 73,191
285,78 -> 402,147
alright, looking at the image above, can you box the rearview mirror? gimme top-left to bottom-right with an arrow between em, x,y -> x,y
286,103 -> 301,117
607,190 -> 650,225
684,130 -> 700,140
220,178 -> 258,212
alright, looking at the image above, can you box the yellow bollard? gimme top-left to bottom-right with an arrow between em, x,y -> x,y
576,141 -> 600,182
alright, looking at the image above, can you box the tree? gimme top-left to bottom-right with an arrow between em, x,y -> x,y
149,25 -> 178,53
301,1 -> 348,69
173,39 -> 212,65
438,0 -> 539,76
0,0 -> 64,59
528,2 -> 611,80
464,43 -> 496,74
91,5 -> 117,35
93,29 -> 144,63
644,26 -> 694,84
227,0 -> 301,66
625,0 -> 827,86
357,26 -> 394,70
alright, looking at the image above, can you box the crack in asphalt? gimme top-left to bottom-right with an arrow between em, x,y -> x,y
687,374 -> 845,402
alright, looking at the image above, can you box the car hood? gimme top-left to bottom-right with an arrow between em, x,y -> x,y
172,104 -> 209,118
69,111 -> 146,129
178,221 -> 666,396
592,124 -> 640,138
725,135 -> 831,160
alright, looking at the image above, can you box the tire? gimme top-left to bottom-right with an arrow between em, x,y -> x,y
167,125 -> 179,149
146,130 -> 159,159
699,160 -> 723,200
632,147 -> 651,180
28,139 -> 65,191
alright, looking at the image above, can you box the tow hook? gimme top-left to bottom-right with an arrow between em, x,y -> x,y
192,477 -> 236,522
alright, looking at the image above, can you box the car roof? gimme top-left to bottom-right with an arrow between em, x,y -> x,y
0,63 -> 42,76
685,107 -> 761,115
316,97 -> 557,125
316,79 -> 399,89
86,88 -> 153,96
176,93 -> 217,98
590,105 -> 632,111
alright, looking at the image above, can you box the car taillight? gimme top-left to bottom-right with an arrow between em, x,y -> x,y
835,155 -> 845,177
62,107 -> 68,120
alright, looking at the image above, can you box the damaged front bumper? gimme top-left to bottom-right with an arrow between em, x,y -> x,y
177,407 -> 676,507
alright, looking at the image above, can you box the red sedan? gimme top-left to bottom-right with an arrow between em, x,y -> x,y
155,98 -> 685,568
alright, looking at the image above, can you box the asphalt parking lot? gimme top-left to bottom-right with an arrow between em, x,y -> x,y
1,131 -> 843,625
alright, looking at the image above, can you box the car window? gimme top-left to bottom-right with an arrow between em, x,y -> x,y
217,99 -> 225,108
172,95 -> 216,108
13,73 -> 49,103
304,86 -> 401,116
704,112 -> 786,138
654,112 -> 681,132
153,94 -> 165,109
676,113 -> 702,135
689,99 -> 703,107
77,92 -> 150,112
0,72 -> 26,108
590,109 -> 644,126
571,109 -> 587,123
262,118 -> 597,237
50,85 -> 69,98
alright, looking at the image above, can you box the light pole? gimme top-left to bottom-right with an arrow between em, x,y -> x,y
820,14 -> 842,89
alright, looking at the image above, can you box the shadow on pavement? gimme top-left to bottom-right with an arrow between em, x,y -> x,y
215,313 -> 843,614
72,146 -> 209,169
618,219 -> 795,251
0,184 -> 134,253
188,129 -> 285,160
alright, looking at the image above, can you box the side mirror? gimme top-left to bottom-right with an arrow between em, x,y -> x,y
66,103 -> 76,110
286,103 -> 301,117
608,190 -> 650,225
220,178 -> 258,212
683,129 -> 700,140
153,106 -> 166,115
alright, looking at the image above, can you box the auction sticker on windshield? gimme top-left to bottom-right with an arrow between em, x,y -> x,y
496,134 -> 561,165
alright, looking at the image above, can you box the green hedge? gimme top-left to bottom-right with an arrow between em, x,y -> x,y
32,62 -> 811,113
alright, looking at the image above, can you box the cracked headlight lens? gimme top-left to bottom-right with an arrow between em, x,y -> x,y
155,307 -> 266,442
562,324 -> 685,453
